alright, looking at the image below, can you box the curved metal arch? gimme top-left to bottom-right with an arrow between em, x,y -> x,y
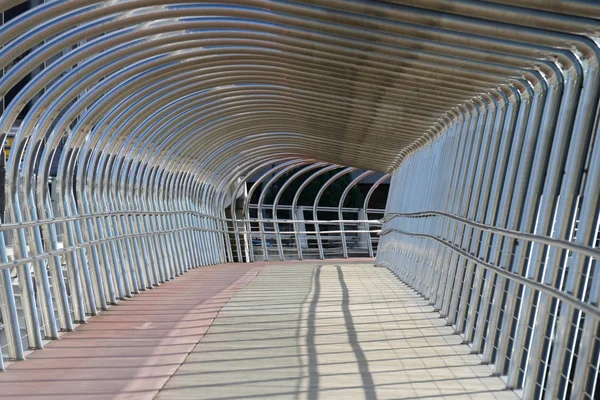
312,167 -> 356,260
0,6 -> 576,108
271,162 -> 329,260
242,160 -> 305,262
362,174 -> 391,258
290,164 -> 342,260
1,36 -> 464,142
337,170 -> 375,259
157,141 -> 318,263
255,161 -> 311,261
2,4 -> 576,173
216,155 -> 302,262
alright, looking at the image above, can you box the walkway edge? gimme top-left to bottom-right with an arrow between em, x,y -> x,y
153,265 -> 265,399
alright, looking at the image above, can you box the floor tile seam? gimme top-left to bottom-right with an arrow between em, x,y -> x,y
6,268 -> 259,371
377,264 -> 521,398
363,268 -> 409,361
152,265 -> 266,399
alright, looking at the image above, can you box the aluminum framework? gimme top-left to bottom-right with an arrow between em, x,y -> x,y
241,162 -> 387,262
0,1 -> 598,399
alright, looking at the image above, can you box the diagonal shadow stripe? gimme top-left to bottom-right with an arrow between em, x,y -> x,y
336,265 -> 377,400
307,265 -> 321,399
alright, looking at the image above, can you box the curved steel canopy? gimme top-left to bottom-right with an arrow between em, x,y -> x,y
2,0 -> 597,180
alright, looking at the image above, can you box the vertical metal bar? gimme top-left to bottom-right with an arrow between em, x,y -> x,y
256,162 -> 306,262
455,88 -> 518,336
544,93 -> 600,400
520,61 -> 586,399
429,111 -> 469,304
363,174 -> 390,258
434,103 -> 480,311
338,171 -> 374,259
0,265 -> 24,360
291,165 -> 341,260
440,97 -> 493,318
272,163 -> 327,261
313,167 -> 355,260
448,93 -> 505,328
244,161 -> 300,262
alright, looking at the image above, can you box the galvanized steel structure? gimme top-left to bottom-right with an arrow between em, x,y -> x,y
0,1 -> 599,399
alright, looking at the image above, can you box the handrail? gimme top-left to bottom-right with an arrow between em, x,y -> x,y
379,228 -> 600,319
381,211 -> 600,259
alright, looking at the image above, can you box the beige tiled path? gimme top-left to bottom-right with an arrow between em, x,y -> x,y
158,263 -> 518,400
0,263 -> 264,400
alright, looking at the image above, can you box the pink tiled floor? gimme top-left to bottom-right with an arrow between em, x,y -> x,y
0,263 -> 264,400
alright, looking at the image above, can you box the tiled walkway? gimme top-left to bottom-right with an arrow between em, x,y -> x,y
0,262 -> 517,400
159,263 -> 517,400
0,263 -> 263,400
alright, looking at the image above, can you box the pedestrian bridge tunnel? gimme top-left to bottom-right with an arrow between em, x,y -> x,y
0,1 -> 599,399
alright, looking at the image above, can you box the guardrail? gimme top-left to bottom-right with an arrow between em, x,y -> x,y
0,207 -> 382,368
377,72 -> 600,397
